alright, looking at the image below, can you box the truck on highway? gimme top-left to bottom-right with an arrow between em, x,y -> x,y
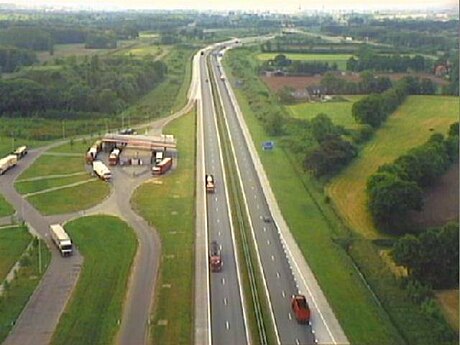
49,224 -> 73,256
108,148 -> 121,166
220,75 -> 225,81
92,160 -> 112,181
152,157 -> 172,175
205,174 -> 215,193
209,241 -> 222,272
0,154 -> 17,175
291,294 -> 311,324
13,145 -> 28,159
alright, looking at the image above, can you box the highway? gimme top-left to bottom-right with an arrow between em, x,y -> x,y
209,43 -> 348,345
199,49 -> 250,345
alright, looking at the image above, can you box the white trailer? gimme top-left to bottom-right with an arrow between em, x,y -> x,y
49,224 -> 73,256
13,146 -> 28,159
92,160 -> 112,181
155,151 -> 164,165
0,155 -> 17,175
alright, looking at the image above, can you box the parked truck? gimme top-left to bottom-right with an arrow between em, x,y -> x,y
108,148 -> 121,166
49,224 -> 73,256
13,146 -> 28,159
209,240 -> 222,272
92,160 -> 112,181
85,140 -> 102,164
0,154 -> 17,175
205,174 -> 215,193
154,151 -> 164,165
152,157 -> 172,175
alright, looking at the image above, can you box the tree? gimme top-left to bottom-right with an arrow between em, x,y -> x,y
352,94 -> 385,127
310,113 -> 339,142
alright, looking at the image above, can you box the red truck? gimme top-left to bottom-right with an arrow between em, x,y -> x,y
108,148 -> 121,166
291,295 -> 311,324
209,241 -> 222,272
152,157 -> 172,175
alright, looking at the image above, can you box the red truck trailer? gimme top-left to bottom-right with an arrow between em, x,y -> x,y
209,240 -> 222,272
152,157 -> 172,175
205,174 -> 215,193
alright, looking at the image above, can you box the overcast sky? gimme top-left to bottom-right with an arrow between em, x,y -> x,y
11,0 -> 458,11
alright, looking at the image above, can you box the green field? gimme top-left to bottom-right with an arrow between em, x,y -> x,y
51,215 -> 137,345
287,95 -> 364,128
132,110 -> 195,345
48,139 -> 95,154
0,237 -> 51,343
0,226 -> 31,281
26,179 -> 109,215
256,53 -> 353,70
0,194 -> 14,217
224,50 -> 406,345
17,154 -> 84,180
15,174 -> 92,194
326,95 -> 459,239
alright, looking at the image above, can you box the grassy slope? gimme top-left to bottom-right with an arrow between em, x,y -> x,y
224,50 -> 404,345
0,226 -> 30,281
0,237 -> 51,343
132,110 -> 195,345
51,215 -> 137,345
326,95 -> 459,239
287,96 -> 363,129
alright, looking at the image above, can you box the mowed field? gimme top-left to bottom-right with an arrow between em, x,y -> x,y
256,53 -> 353,70
326,95 -> 459,239
287,95 -> 364,129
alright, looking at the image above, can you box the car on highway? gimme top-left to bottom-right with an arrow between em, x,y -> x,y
262,216 -> 271,223
291,294 -> 311,324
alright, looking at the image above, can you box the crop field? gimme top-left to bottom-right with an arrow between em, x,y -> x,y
51,215 -> 137,345
0,226 -> 31,281
132,110 -> 195,345
224,51 -> 405,345
256,53 -> 353,70
287,95 -> 364,129
435,289 -> 459,333
326,95 -> 459,239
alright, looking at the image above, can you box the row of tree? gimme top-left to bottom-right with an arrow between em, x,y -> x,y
262,54 -> 338,75
0,55 -> 167,118
346,53 -> 428,73
320,71 -> 393,95
0,46 -> 36,72
393,222 -> 458,289
366,124 -> 459,233
352,76 -> 436,128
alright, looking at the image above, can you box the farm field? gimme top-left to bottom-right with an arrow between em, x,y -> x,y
326,95 -> 459,239
256,52 -> 353,70
435,289 -> 459,333
51,215 -> 137,345
0,226 -> 30,281
132,110 -> 195,345
287,95 -> 364,129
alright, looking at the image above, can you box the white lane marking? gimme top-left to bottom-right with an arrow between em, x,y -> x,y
288,313 -> 292,320
254,195 -> 257,199
267,239 -> 270,245
263,227 -> 267,232
276,272 -> 280,278
221,278 -> 225,285
224,298 -> 228,305
225,321 -> 230,330
271,255 -> 275,261
216,207 -> 218,212
256,204 -> 260,209
217,219 -> 220,223
219,245 -> 222,251
215,197 -> 218,202
282,290 -> 286,297
295,339 -> 300,345
218,231 -> 221,236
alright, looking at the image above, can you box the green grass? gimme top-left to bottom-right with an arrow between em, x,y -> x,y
287,95 -> 364,129
26,179 -> 110,215
15,174 -> 92,194
326,95 -> 459,239
224,49 -> 405,345
17,155 -> 85,180
256,53 -> 354,70
0,226 -> 31,281
48,139 -> 95,154
0,194 -> 14,217
0,237 -> 51,343
51,215 -> 137,345
132,110 -> 195,345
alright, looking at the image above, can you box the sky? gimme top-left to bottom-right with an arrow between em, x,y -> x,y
10,0 -> 459,12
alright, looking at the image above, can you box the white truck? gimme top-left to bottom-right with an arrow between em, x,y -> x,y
92,160 -> 112,181
0,154 -> 17,175
155,151 -> 164,165
49,224 -> 73,256
13,146 -> 28,159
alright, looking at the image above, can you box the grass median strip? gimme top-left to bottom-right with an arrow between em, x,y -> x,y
132,109 -> 196,345
51,215 -> 137,345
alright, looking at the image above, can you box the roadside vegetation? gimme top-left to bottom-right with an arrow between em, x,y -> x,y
0,226 -> 30,281
132,110 -> 196,345
0,235 -> 51,343
0,194 -> 14,217
51,215 -> 137,345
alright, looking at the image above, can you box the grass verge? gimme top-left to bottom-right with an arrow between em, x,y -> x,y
0,236 -> 51,343
17,155 -> 85,180
0,194 -> 14,217
0,226 -> 31,281
131,109 -> 196,345
51,215 -> 137,345
15,174 -> 91,194
326,95 -> 459,239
